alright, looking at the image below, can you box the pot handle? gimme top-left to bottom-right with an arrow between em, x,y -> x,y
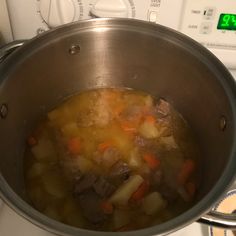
198,210 -> 236,229
0,40 -> 26,63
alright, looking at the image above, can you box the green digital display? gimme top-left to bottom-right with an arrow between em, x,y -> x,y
217,13 -> 236,30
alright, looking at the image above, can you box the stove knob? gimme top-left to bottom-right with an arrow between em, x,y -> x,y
39,0 -> 76,28
90,0 -> 128,18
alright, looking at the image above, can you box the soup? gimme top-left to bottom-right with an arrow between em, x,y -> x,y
24,88 -> 201,231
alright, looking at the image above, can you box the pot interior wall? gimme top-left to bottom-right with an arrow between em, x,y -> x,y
0,22 -> 234,204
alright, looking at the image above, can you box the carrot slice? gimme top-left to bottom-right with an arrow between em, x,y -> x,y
27,136 -> 37,146
98,140 -> 114,152
143,154 -> 160,170
67,137 -> 81,155
130,180 -> 149,201
100,201 -> 114,214
145,115 -> 156,124
120,121 -> 136,134
177,159 -> 195,185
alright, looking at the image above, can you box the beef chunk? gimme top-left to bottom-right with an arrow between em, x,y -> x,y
102,147 -> 121,168
74,173 -> 115,198
93,176 -> 116,198
74,174 -> 97,194
156,99 -> 170,117
78,190 -> 106,224
134,136 -> 157,150
110,160 -> 130,183
134,135 -> 148,147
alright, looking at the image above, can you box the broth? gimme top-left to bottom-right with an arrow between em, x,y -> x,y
24,88 -> 201,231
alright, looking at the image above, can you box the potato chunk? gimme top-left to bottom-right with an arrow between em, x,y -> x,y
109,175 -> 144,206
75,156 -> 94,174
31,139 -> 57,162
27,162 -> 47,179
61,122 -> 79,138
142,192 -> 167,215
160,136 -> 178,150
139,121 -> 159,139
41,171 -> 67,199
128,148 -> 142,169
113,209 -> 131,229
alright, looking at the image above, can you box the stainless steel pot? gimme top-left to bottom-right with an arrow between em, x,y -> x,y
0,18 -> 236,236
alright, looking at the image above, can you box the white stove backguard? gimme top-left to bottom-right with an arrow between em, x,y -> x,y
5,0 -> 236,69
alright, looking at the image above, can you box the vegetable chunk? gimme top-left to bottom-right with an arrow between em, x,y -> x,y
139,121 -> 160,139
110,175 -> 144,206
31,138 -> 57,161
113,209 -> 131,229
143,153 -> 160,170
142,192 -> 167,215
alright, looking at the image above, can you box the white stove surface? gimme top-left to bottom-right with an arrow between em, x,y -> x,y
0,70 -> 235,236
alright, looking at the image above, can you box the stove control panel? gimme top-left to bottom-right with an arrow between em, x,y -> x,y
6,0 -> 183,39
181,0 -> 236,51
